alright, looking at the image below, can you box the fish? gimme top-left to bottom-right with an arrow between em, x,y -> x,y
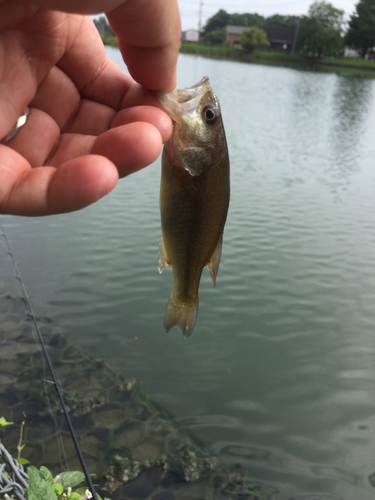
156,76 -> 230,338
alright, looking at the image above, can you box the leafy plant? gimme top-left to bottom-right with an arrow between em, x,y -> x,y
240,27 -> 270,52
17,413 -> 27,461
26,466 -> 111,500
0,417 -> 110,500
297,0 -> 344,58
0,416 -> 14,432
0,414 -> 29,465
346,0 -> 375,58
201,27 -> 226,46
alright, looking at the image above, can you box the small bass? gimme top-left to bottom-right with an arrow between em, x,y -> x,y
157,77 -> 230,337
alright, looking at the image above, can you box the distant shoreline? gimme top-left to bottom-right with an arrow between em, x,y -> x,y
101,36 -> 375,78
179,42 -> 375,77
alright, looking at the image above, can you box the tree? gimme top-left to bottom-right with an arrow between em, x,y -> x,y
297,1 -> 344,57
266,14 -> 300,27
202,10 -> 267,35
346,0 -> 375,58
202,9 -> 231,34
228,12 -> 265,27
201,27 -> 226,45
240,27 -> 270,53
308,0 -> 343,29
93,15 -> 114,36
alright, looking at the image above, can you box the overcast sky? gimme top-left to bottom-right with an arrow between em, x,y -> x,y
179,0 -> 357,31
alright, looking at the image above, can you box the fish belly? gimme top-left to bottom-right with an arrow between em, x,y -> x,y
160,144 -> 229,337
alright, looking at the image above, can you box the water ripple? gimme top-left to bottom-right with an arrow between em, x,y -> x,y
3,55 -> 375,500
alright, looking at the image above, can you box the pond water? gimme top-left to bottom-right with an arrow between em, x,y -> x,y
2,50 -> 375,499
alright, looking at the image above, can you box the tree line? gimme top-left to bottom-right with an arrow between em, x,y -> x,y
200,0 -> 375,59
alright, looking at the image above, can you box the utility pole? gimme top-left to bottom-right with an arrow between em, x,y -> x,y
198,0 -> 203,32
291,18 -> 300,54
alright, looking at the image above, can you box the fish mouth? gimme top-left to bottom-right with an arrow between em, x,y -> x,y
156,77 -> 212,122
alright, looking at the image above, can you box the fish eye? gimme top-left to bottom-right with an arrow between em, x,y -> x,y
202,105 -> 218,124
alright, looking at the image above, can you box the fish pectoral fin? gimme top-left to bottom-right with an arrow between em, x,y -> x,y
158,236 -> 170,273
206,235 -> 223,287
181,146 -> 212,176
164,293 -> 198,338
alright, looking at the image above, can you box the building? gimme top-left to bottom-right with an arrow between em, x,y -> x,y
262,25 -> 298,53
182,30 -> 200,42
226,25 -> 245,49
344,47 -> 360,58
226,24 -> 299,53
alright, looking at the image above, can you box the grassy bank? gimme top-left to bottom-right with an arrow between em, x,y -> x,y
179,41 -> 375,77
101,35 -> 118,47
101,36 -> 375,77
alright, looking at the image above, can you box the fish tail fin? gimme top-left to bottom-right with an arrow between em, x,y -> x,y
164,293 -> 198,338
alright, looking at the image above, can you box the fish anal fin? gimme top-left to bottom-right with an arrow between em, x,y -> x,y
158,236 -> 171,274
164,293 -> 198,338
206,235 -> 223,287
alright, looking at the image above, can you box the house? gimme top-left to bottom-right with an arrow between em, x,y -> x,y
226,24 -> 299,53
344,47 -> 360,58
262,25 -> 298,53
226,25 -> 245,48
345,46 -> 375,59
182,30 -> 200,42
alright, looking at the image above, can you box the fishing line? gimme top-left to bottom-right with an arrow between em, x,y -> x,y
0,222 -> 69,474
0,219 -> 99,500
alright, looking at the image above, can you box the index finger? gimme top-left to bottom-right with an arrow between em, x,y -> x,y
15,0 -> 180,91
106,0 -> 181,91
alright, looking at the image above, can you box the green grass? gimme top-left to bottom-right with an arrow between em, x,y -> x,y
179,41 -> 375,76
101,37 -> 375,77
180,40 -> 235,54
101,35 -> 118,47
323,55 -> 375,68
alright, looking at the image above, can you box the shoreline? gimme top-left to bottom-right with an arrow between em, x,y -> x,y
179,43 -> 375,77
102,35 -> 375,78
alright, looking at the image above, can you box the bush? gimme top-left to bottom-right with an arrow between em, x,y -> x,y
240,27 -> 270,53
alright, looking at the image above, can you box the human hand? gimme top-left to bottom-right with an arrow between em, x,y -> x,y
0,0 -> 181,216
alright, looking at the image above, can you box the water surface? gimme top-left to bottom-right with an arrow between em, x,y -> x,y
2,51 -> 375,499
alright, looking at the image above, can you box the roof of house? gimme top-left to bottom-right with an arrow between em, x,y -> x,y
262,25 -> 297,44
226,25 -> 245,35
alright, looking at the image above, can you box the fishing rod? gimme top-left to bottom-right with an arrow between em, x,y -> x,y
0,220 -> 99,500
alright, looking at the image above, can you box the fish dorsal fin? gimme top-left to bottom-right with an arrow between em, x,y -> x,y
206,235 -> 223,286
158,236 -> 170,273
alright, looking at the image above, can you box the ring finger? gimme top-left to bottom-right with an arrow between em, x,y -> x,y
4,108 -> 60,167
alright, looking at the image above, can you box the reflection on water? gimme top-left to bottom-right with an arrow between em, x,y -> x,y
330,77 -> 373,182
334,76 -> 373,132
2,52 -> 375,499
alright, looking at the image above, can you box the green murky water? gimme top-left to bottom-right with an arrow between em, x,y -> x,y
2,51 -> 375,499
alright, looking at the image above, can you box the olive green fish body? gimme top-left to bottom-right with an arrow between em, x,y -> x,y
157,77 -> 230,337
